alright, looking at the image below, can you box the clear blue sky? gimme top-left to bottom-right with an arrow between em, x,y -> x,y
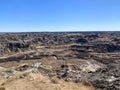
0,0 -> 120,32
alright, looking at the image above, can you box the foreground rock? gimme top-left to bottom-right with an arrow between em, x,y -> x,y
0,64 -> 96,90
87,63 -> 120,90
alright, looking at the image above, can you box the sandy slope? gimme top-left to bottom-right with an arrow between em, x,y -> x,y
1,73 -> 96,90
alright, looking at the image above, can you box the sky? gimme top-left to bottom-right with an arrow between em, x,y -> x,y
0,0 -> 120,32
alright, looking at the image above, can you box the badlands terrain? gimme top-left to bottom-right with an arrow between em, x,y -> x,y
0,32 -> 120,90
